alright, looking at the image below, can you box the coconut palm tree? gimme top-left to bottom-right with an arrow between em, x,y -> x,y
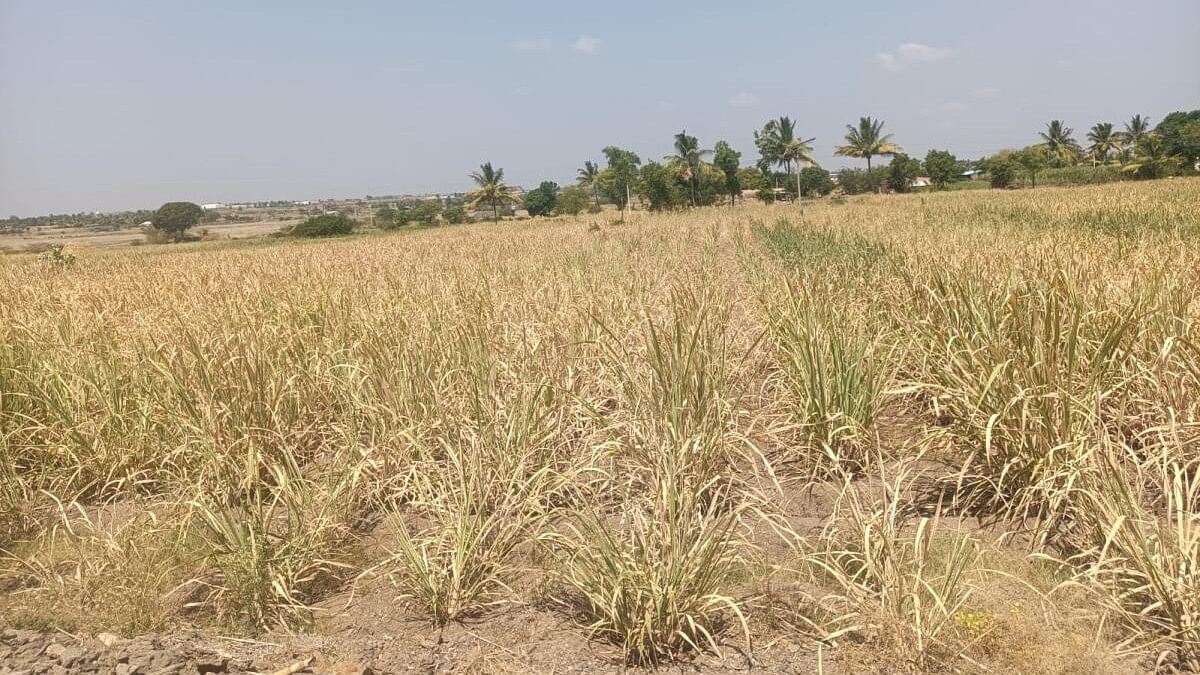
755,118 -> 810,172
467,162 -> 521,222
665,129 -> 711,207
754,116 -> 817,197
1125,114 -> 1151,143
1038,120 -> 1082,167
835,117 -> 899,171
577,160 -> 601,208
1120,114 -> 1152,162
780,137 -> 816,198
1087,122 -> 1119,165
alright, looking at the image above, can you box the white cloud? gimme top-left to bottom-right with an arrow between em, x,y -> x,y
572,35 -> 599,55
513,37 -> 552,52
876,42 -> 952,71
972,86 -> 1000,99
897,42 -> 952,63
728,91 -> 759,108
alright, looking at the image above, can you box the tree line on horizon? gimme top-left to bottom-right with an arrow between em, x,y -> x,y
461,109 -> 1200,219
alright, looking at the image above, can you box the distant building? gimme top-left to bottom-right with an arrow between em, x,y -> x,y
960,169 -> 983,180
912,176 -> 933,188
200,203 -> 226,210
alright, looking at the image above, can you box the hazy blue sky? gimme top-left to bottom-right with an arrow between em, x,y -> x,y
2,0 -> 1197,216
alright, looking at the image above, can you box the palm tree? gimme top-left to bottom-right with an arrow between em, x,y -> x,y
467,162 -> 521,221
1120,114 -> 1152,162
665,129 -> 711,207
780,137 -> 816,199
577,160 -> 601,208
1086,122 -> 1118,165
755,116 -> 816,197
1039,120 -> 1082,167
835,117 -> 899,171
1125,114 -> 1151,142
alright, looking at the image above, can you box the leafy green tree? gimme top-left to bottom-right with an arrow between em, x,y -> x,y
923,149 -> 958,189
687,163 -> 722,206
1086,122 -> 1119,165
1013,145 -> 1050,187
524,181 -> 559,216
754,118 -> 784,173
983,151 -> 1018,188
1039,120 -> 1082,167
556,185 -> 591,215
796,166 -> 833,197
596,146 -> 641,211
712,141 -> 741,206
151,202 -> 204,240
467,162 -> 521,221
887,154 -> 921,193
638,161 -> 685,211
736,166 -> 769,193
835,116 -> 899,171
1122,133 -> 1183,180
577,160 -> 601,208
1155,110 -> 1200,166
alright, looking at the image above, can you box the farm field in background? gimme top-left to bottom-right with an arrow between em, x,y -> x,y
2,179 -> 1198,673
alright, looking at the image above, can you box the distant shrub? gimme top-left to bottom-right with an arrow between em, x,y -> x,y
374,206 -> 399,228
378,200 -> 442,229
289,215 -> 355,238
37,244 -> 76,268
442,206 -> 469,224
1037,165 -> 1125,186
556,185 -> 592,215
141,226 -> 171,245
837,168 -> 887,194
406,200 -> 442,225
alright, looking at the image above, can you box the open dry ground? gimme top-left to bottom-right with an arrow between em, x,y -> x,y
0,218 -> 300,252
2,180 -> 1198,673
